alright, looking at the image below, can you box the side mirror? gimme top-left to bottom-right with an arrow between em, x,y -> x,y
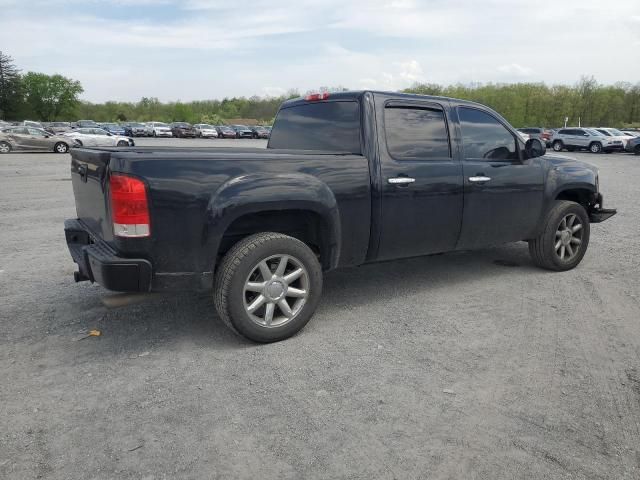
524,138 -> 545,159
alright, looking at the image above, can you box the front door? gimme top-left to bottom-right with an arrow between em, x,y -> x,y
455,106 -> 544,250
26,128 -> 51,150
375,96 -> 464,261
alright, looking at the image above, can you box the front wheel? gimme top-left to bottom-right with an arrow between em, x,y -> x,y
116,140 -> 129,147
589,142 -> 602,153
552,141 -> 563,152
0,141 -> 11,153
528,200 -> 590,271
214,233 -> 323,342
54,142 -> 69,153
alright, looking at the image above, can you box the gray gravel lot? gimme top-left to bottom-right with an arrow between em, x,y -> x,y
1,140 -> 640,479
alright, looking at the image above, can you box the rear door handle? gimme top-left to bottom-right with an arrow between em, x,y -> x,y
388,177 -> 415,185
469,176 -> 491,183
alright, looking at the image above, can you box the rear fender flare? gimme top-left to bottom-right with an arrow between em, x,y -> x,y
206,173 -> 341,269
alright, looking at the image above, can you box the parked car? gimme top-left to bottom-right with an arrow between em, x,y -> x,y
145,122 -> 172,137
250,125 -> 270,139
170,122 -> 197,138
231,124 -> 254,138
76,120 -> 98,129
0,126 -> 72,153
122,122 -> 147,137
517,127 -> 552,147
0,120 -> 11,129
625,136 -> 640,154
550,128 -> 624,153
62,128 -> 134,147
100,123 -> 127,136
46,122 -> 72,134
193,124 -> 219,138
621,130 -> 640,137
64,90 -> 616,342
591,128 -> 632,148
23,120 -> 44,129
216,125 -> 237,138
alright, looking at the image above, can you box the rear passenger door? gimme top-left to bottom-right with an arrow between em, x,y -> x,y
455,106 -> 544,249
375,97 -> 464,261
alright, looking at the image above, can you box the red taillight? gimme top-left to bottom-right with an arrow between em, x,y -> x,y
304,92 -> 330,101
109,174 -> 150,237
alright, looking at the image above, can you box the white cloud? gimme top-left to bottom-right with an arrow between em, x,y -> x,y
497,63 -> 533,77
0,0 -> 639,102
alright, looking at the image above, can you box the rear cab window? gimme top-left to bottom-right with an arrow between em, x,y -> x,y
268,101 -> 361,154
384,105 -> 451,160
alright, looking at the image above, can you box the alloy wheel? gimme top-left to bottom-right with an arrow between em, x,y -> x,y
243,254 -> 310,328
554,214 -> 584,261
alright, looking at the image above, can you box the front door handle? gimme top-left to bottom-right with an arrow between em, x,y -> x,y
388,177 -> 416,185
469,176 -> 491,183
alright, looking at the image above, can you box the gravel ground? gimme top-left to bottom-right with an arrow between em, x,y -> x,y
1,140 -> 639,479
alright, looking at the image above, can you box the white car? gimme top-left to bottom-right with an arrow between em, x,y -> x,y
145,122 -> 172,137
591,127 -> 632,148
193,124 -> 219,138
621,130 -> 640,138
63,128 -> 134,147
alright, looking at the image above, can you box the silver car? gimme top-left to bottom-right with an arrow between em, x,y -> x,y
145,122 -> 172,137
63,128 -> 134,147
550,127 -> 624,153
193,124 -> 219,138
0,126 -> 72,153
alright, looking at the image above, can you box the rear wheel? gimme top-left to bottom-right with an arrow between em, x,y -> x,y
589,142 -> 602,153
116,140 -> 129,147
528,200 -> 590,271
552,140 -> 563,152
214,233 -> 323,343
54,142 -> 69,153
0,141 -> 11,153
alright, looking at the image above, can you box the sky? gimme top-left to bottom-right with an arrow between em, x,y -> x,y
1,0 -> 639,103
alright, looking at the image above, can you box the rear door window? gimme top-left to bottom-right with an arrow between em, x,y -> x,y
268,101 -> 361,153
384,106 -> 451,159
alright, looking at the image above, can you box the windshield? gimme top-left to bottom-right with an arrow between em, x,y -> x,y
608,129 -> 625,136
155,122 -> 168,127
199,124 -> 214,129
130,123 -> 144,127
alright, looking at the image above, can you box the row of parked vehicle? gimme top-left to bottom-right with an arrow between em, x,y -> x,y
0,119 -> 272,140
516,127 -> 640,155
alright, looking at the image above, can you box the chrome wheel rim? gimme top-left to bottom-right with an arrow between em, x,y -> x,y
243,254 -> 310,328
590,143 -> 600,153
56,143 -> 67,153
0,143 -> 10,153
553,142 -> 562,151
555,214 -> 583,261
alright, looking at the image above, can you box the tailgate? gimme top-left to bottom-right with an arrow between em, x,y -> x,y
70,148 -> 114,242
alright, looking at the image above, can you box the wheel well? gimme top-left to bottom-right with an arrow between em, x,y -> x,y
555,189 -> 594,209
218,210 -> 331,269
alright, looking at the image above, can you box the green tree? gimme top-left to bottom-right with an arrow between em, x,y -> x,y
22,72 -> 83,121
0,51 -> 22,120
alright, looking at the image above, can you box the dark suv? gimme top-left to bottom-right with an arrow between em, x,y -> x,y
170,122 -> 197,138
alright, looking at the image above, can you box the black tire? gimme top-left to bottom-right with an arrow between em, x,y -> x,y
153,131 -> 157,137
589,142 -> 602,153
528,200 -> 590,271
116,140 -> 129,147
552,140 -> 563,152
53,142 -> 69,153
0,141 -> 12,154
214,232 -> 323,343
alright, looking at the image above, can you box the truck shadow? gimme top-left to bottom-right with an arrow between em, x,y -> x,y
78,242 -> 536,353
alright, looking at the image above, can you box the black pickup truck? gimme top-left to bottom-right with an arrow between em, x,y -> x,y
65,91 -> 616,342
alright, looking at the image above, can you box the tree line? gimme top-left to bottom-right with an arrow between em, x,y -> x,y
1,50 -> 639,127
403,78 -> 640,128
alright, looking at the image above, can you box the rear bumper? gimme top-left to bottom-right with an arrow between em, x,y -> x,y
589,193 -> 617,223
65,219 -> 152,292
